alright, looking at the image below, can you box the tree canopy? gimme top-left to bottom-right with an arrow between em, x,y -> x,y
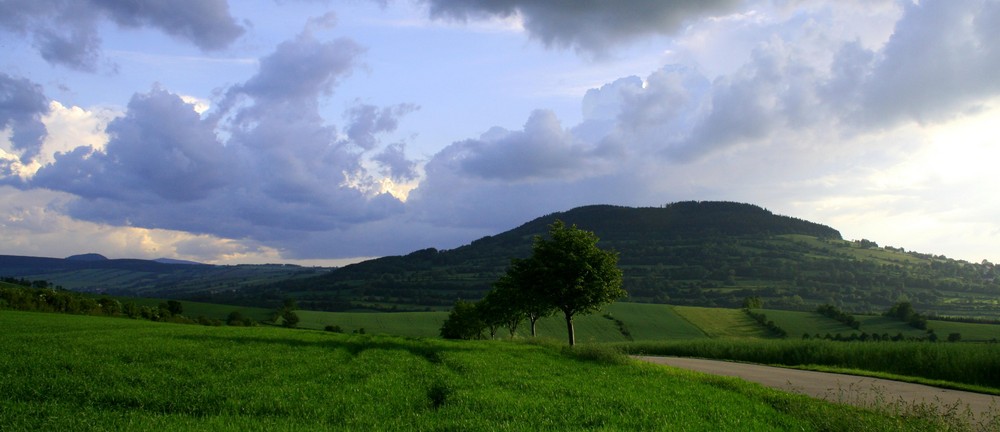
441,221 -> 626,345
529,220 -> 625,345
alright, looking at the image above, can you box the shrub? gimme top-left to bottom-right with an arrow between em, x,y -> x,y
281,310 -> 300,328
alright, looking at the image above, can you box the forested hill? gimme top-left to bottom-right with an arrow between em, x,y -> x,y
229,201 -> 996,317
216,202 -> 869,310
480,201 -> 841,245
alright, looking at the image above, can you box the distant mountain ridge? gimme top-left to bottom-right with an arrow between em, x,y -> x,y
153,258 -> 205,265
0,254 -> 326,299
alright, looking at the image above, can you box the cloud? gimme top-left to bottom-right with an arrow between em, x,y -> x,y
449,109 -> 618,181
92,0 -> 245,51
373,142 -> 419,182
0,185 -> 262,262
344,102 -> 420,151
0,0 -> 244,71
15,29 -> 420,254
6,0 -> 1000,265
421,0 -> 743,55
0,73 -> 50,164
587,0 -> 1000,162
399,0 -> 1000,259
33,88 -> 228,202
232,34 -> 364,106
855,0 -> 1000,126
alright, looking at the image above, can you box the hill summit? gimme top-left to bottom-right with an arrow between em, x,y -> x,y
494,201 -> 840,243
245,201 -> 862,311
65,253 -> 109,261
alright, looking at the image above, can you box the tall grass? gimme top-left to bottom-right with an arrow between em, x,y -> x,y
0,311 -> 951,431
619,338 -> 1000,390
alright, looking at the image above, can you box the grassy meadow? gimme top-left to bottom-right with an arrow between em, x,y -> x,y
0,311 -> 957,431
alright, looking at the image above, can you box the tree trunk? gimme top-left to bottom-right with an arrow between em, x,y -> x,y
565,312 -> 575,346
530,316 -> 538,337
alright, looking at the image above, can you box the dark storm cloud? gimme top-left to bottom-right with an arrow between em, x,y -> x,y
0,0 -> 244,71
421,0 -> 743,54
0,73 -> 50,162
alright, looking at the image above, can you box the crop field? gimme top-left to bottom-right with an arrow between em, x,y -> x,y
0,311 -> 953,431
672,306 -> 771,338
930,320 -> 1000,342
604,302 -> 708,340
296,310 -> 449,337
758,309 -> 856,336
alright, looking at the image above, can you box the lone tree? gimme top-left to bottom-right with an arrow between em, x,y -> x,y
525,220 -> 625,346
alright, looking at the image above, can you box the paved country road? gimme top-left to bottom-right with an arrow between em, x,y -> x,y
636,356 -> 1000,424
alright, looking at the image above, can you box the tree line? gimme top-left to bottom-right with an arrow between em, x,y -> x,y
0,277 -> 253,327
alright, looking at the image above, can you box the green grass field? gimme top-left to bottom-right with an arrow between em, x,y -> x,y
296,310 -> 449,337
293,302 -> 709,342
289,303 -> 1000,347
757,308 -> 1000,342
0,311 -> 953,431
928,320 -> 1000,342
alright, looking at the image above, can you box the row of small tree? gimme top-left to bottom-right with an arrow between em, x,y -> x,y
0,280 -> 246,326
440,221 -> 626,346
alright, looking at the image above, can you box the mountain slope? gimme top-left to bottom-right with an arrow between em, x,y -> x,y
263,201 -> 997,316
212,201 -> 994,318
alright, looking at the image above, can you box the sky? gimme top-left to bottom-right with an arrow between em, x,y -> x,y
0,0 -> 999,266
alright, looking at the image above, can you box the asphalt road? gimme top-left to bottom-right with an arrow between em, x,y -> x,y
636,356 -> 1000,423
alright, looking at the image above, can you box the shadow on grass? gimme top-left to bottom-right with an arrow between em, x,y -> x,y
173,332 -> 473,366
